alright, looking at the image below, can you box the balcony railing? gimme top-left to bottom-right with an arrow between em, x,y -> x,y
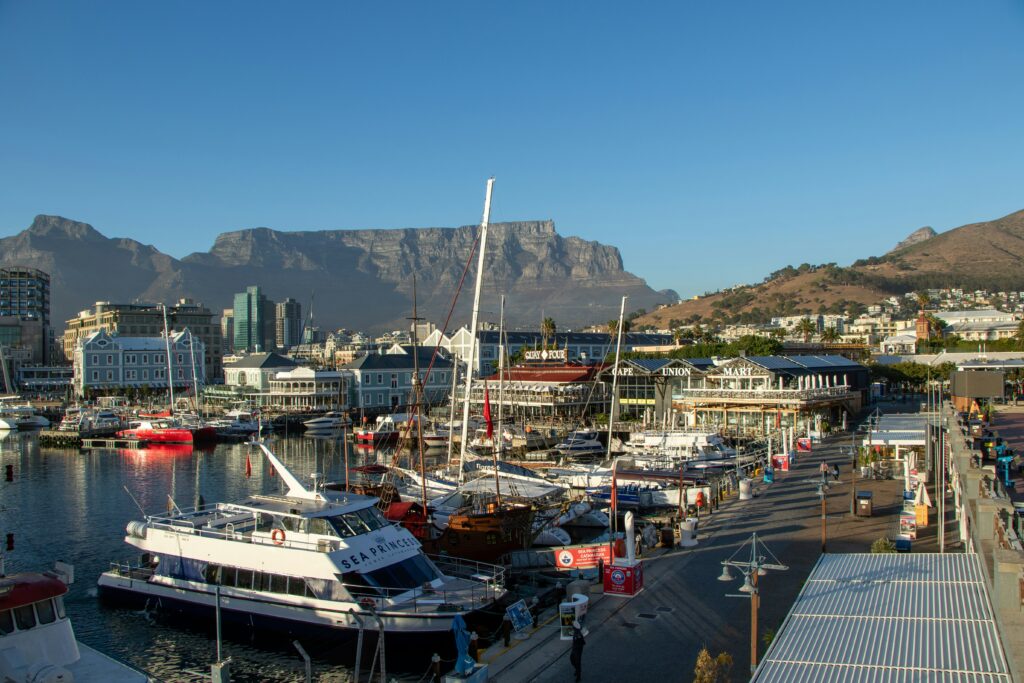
673,386 -> 854,402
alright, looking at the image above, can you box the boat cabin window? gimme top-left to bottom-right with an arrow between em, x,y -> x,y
308,517 -> 332,535
362,555 -> 439,590
54,596 -> 65,620
282,517 -> 307,533
0,609 -> 13,634
14,605 -> 35,630
35,599 -> 56,625
236,568 -> 254,590
204,563 -> 314,598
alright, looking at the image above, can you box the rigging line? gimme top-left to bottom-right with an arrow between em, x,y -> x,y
385,231 -> 482,474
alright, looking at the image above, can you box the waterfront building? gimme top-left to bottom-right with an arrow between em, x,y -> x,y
275,298 -> 302,349
232,286 -> 275,353
465,356 -> 611,420
599,357 -> 715,424
342,346 -> 453,416
262,366 -> 347,412
670,354 -> 869,436
425,326 -> 673,376
16,365 -> 73,394
72,329 -> 205,398
0,267 -> 51,363
206,352 -> 299,406
62,299 -> 222,380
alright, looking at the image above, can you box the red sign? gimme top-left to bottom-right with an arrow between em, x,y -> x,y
603,559 -> 644,597
553,544 -> 612,571
796,438 -> 812,453
771,454 -> 790,471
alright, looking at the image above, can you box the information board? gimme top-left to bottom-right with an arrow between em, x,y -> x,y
505,599 -> 533,633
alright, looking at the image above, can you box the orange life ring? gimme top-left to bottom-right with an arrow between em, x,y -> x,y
271,529 -> 286,545
695,492 -> 706,509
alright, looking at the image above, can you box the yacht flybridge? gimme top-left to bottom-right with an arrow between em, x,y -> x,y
97,442 -> 506,637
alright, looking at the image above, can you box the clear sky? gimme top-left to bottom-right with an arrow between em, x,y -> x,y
2,2 -> 1023,298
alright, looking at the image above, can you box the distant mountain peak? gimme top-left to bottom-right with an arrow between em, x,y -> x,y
27,215 -> 105,242
889,226 -> 937,253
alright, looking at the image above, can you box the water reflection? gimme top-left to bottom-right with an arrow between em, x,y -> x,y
0,430 -> 424,681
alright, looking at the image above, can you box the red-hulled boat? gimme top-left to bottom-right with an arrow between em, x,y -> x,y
117,420 -> 197,444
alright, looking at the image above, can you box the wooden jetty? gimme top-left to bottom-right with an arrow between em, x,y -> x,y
39,429 -> 134,448
81,437 -> 146,449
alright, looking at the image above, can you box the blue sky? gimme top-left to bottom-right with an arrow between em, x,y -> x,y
2,2 -> 1023,297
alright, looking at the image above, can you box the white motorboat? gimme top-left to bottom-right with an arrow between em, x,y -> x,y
57,407 -> 123,434
0,561 -> 149,682
626,430 -> 736,460
302,411 -> 349,430
0,404 -> 49,431
97,442 -> 505,637
553,430 -> 604,459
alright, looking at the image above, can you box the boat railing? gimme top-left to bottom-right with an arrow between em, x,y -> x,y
108,561 -> 155,581
342,555 -> 506,613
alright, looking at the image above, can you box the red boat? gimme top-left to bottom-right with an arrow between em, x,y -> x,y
117,420 -> 197,444
354,414 -> 405,445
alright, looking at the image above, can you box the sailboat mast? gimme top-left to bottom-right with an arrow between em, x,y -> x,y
409,276 -> 428,510
606,296 -> 627,460
493,294 -> 505,506
162,303 -> 176,414
188,330 -> 201,414
458,177 -> 495,485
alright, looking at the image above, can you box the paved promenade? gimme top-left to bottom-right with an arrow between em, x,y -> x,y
482,429 -> 950,682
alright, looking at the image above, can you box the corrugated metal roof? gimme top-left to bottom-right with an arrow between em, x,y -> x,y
752,554 -> 1012,683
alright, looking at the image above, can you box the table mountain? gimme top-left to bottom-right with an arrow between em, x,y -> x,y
0,215 -> 677,332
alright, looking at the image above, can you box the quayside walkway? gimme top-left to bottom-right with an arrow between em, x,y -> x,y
482,428 -> 953,682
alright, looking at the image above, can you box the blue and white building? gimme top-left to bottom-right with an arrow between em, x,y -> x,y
73,329 -> 205,398
341,345 -> 454,415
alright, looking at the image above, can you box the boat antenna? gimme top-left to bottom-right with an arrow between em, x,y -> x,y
123,485 -> 147,517
458,177 -> 495,485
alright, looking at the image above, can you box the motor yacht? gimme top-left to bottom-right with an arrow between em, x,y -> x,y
302,411 -> 350,431
354,414 -> 407,445
97,442 -> 506,638
553,430 -> 604,459
0,562 -> 148,682
0,404 -> 49,431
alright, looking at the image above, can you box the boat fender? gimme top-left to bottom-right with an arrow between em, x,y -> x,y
126,520 -> 148,539
695,491 -> 706,509
271,528 -> 286,545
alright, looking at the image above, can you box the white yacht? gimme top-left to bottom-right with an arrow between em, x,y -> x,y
0,562 -> 149,682
97,442 -> 505,637
553,430 -> 604,459
302,411 -> 350,430
0,404 -> 49,431
625,429 -> 736,460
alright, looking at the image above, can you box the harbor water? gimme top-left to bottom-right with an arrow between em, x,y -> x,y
0,429 -> 437,682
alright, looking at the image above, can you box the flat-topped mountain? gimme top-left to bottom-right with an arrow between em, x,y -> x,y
0,215 -> 677,332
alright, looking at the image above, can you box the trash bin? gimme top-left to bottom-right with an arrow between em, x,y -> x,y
856,491 -> 873,517
763,466 -> 774,484
679,518 -> 698,547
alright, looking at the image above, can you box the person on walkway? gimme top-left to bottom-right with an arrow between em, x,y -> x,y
832,463 -> 840,481
570,620 -> 586,682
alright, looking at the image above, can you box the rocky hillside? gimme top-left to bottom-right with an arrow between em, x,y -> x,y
637,208 -> 1024,330
0,215 -> 677,331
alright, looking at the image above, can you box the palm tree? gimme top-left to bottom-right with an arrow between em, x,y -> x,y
1016,319 -> 1024,349
796,317 -> 817,343
820,327 -> 841,343
915,291 -> 931,311
540,317 -> 557,350
607,319 -> 631,338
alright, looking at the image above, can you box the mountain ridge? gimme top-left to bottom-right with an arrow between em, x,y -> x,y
0,215 -> 677,332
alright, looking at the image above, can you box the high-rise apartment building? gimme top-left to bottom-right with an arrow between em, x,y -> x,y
63,299 -> 223,380
275,298 -> 302,349
233,286 -> 276,353
0,267 -> 51,363
221,309 -> 234,354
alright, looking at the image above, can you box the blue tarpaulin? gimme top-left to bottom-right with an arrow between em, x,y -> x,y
450,614 -> 475,675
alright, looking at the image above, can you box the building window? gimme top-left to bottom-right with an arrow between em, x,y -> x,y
106,370 -> 113,380
377,373 -> 383,385
91,371 -> 98,381
142,370 -> 149,380
377,392 -> 383,405
107,354 -> 113,365
142,355 -> 148,364
391,374 -> 398,389
91,355 -> 98,365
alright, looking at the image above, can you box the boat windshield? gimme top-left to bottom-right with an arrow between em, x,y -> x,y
317,507 -> 391,538
359,554 -> 439,591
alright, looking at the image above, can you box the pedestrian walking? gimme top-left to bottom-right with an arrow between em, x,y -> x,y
832,464 -> 840,481
570,620 -> 586,682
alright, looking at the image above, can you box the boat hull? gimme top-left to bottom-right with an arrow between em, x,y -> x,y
97,572 -> 497,637
116,428 -> 195,444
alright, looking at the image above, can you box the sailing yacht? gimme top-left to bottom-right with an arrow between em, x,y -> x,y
97,442 -> 505,637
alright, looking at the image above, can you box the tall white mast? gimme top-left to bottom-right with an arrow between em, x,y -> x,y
162,303 -> 175,414
458,177 -> 495,484
606,296 -> 627,460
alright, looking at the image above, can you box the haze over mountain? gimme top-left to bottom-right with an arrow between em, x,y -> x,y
0,215 -> 678,332
637,208 -> 1024,329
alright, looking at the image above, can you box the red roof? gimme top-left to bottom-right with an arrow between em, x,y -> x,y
384,501 -> 427,520
481,363 -> 605,384
0,573 -> 68,611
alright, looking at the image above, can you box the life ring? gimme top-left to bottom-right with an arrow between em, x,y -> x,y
271,529 -> 286,545
695,492 -> 706,509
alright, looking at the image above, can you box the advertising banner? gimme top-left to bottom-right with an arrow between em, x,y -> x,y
554,543 -> 613,571
796,437 -> 812,452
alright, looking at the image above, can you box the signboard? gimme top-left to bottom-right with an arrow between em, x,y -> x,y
524,349 -> 567,361
796,438 -> 812,453
899,512 -> 918,539
554,543 -> 613,571
603,559 -> 644,597
558,594 -> 589,640
505,599 -> 534,632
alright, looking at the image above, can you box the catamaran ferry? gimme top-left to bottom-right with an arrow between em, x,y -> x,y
97,442 -> 506,638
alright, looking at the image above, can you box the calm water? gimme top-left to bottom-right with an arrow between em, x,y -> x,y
0,430 -> 433,682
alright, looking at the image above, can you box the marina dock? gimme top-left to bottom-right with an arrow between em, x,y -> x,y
482,430 -> 955,681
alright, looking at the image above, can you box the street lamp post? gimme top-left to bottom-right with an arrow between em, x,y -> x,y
719,531 -> 788,673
